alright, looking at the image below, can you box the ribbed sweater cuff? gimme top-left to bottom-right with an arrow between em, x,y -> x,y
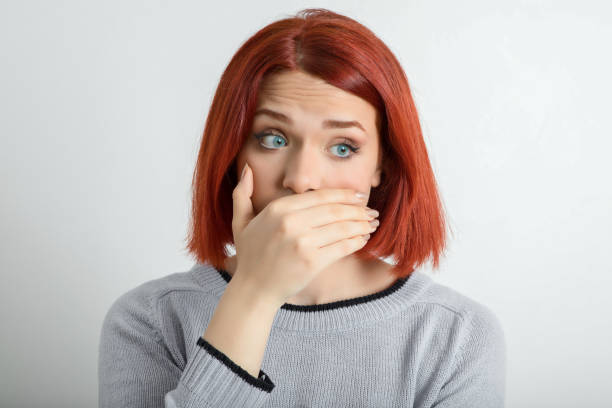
175,337 -> 274,407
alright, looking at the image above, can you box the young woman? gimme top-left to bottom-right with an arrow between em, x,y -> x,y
99,8 -> 506,407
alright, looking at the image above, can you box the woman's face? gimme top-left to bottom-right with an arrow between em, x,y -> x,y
235,69 -> 383,214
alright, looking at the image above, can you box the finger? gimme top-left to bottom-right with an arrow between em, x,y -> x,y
307,219 -> 377,249
274,188 -> 367,214
302,203 -> 376,230
313,234 -> 370,271
232,162 -> 255,234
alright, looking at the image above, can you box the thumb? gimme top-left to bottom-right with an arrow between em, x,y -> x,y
232,162 -> 255,234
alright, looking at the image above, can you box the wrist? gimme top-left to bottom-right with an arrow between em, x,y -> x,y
225,272 -> 283,314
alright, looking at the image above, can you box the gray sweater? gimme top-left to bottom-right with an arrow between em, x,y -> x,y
98,263 -> 506,407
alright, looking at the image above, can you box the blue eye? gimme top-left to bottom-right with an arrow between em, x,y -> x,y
258,133 -> 287,148
330,144 -> 355,158
253,130 -> 360,160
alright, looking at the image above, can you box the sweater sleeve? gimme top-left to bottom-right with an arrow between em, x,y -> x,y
431,304 -> 507,408
98,288 -> 275,408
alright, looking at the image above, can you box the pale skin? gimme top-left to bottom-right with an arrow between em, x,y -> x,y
224,69 -> 398,306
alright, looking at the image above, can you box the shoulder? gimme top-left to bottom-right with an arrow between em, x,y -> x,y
406,272 -> 507,403
106,265 -> 204,311
412,272 -> 504,331
409,271 -> 506,357
100,264 -> 210,340
407,273 -> 507,404
415,270 -> 507,380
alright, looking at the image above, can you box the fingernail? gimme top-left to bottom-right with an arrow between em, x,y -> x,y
355,192 -> 367,200
241,163 -> 248,180
366,209 -> 379,218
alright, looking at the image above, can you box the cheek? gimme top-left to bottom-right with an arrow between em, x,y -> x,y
236,146 -> 266,181
238,155 -> 276,214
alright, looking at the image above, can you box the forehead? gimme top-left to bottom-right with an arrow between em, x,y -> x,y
256,70 -> 378,131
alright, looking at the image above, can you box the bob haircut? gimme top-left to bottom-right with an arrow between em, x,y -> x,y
185,8 -> 448,279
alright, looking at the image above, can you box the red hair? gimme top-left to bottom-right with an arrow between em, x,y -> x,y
184,8 -> 449,278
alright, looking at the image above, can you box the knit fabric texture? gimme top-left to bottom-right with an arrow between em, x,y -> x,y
98,263 -> 506,407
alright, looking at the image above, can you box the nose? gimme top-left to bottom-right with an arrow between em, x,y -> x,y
281,143 -> 323,194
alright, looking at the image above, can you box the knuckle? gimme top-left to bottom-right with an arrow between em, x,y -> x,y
279,213 -> 294,234
267,203 -> 284,222
294,236 -> 311,256
267,201 -> 280,215
303,256 -> 315,270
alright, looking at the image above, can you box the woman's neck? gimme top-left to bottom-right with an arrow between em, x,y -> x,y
223,254 -> 397,306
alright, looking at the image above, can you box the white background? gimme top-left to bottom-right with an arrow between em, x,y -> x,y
1,0 -> 610,406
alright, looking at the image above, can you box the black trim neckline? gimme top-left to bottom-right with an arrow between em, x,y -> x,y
215,268 -> 409,312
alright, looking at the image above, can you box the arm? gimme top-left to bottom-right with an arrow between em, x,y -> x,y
98,276 -> 279,408
431,306 -> 507,408
200,272 -> 280,378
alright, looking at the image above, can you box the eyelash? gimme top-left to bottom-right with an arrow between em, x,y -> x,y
253,129 -> 361,160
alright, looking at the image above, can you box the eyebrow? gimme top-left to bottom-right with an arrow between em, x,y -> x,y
254,108 -> 366,133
